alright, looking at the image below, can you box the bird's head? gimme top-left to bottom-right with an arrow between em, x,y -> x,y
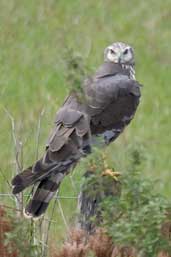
104,42 -> 135,65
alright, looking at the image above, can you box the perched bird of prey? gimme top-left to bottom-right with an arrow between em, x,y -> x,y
12,42 -> 142,219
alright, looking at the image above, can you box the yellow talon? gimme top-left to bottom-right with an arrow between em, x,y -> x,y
102,169 -> 121,181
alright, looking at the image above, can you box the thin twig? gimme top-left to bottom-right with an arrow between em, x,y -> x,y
0,204 -> 22,212
37,240 -> 49,248
4,107 -> 22,172
0,169 -> 21,205
35,109 -> 45,160
0,168 -> 13,190
0,169 -> 20,204
57,198 -> 70,232
69,174 -> 77,193
3,107 -> 24,215
42,190 -> 59,257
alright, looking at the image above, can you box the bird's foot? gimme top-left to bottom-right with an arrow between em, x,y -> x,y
102,169 -> 121,181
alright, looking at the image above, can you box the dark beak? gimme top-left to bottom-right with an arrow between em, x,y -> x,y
118,56 -> 121,64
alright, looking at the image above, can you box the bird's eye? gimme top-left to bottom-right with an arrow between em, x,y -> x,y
123,48 -> 129,55
110,49 -> 115,54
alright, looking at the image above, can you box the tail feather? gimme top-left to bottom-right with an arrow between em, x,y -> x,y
11,155 -> 79,218
12,167 -> 45,194
11,167 -> 39,194
24,173 -> 64,219
11,160 -> 73,194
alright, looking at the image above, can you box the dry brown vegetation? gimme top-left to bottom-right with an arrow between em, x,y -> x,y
50,228 -> 171,257
50,228 -> 138,257
0,206 -> 17,257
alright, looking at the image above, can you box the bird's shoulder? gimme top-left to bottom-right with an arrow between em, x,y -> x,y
85,63 -> 141,101
94,62 -> 130,79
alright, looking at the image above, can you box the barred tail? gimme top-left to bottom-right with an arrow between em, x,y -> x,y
11,158 -> 75,195
12,166 -> 38,194
24,172 -> 64,219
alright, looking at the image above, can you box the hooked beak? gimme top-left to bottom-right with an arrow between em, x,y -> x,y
118,56 -> 122,64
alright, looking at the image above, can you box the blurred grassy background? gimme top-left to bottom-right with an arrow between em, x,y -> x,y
0,0 -> 170,242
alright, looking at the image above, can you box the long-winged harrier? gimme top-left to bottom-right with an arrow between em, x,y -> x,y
12,42 -> 142,219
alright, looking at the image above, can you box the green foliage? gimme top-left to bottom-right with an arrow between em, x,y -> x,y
64,48 -> 88,92
101,148 -> 171,256
63,47 -> 92,104
5,216 -> 41,257
81,152 -> 120,200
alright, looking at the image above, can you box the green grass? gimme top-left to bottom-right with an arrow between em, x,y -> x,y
0,0 -> 170,243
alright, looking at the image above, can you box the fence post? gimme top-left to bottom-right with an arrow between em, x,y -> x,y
77,169 -> 121,233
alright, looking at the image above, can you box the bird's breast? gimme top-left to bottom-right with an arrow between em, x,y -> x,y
90,94 -> 139,135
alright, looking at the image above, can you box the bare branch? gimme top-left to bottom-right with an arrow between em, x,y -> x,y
57,197 -> 70,233
3,107 -> 23,214
35,109 -> 45,160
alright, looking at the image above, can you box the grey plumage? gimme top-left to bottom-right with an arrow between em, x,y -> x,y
11,42 -> 142,219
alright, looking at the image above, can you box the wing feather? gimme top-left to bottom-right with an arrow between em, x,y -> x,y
46,95 -> 90,154
84,64 -> 141,136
